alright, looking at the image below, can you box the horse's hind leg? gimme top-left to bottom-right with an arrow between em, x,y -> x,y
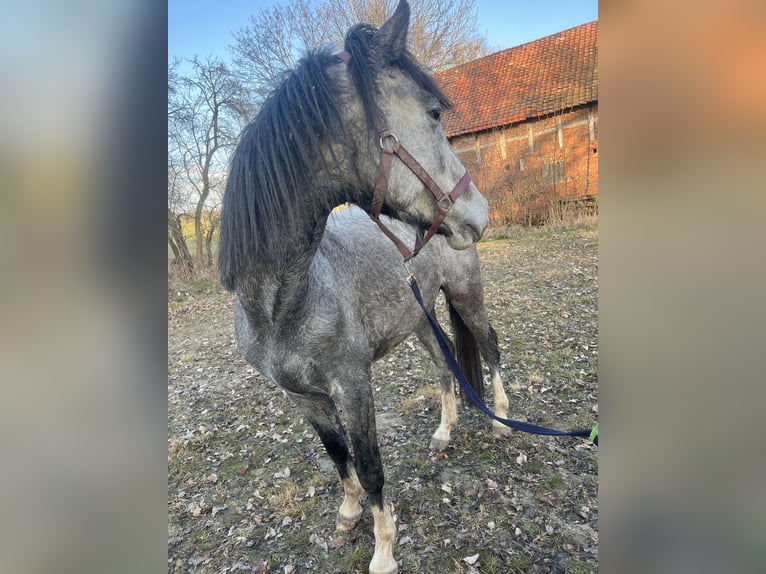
462,317 -> 512,439
415,319 -> 458,451
480,323 -> 513,439
443,286 -> 513,440
290,392 -> 364,530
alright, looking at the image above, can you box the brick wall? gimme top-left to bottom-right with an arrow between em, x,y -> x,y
449,102 -> 598,225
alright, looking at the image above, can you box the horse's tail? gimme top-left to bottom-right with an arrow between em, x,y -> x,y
447,299 -> 485,407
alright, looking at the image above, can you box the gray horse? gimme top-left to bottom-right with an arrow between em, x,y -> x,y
218,3 -> 509,572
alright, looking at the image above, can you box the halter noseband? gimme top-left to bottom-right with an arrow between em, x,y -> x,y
336,51 -> 472,262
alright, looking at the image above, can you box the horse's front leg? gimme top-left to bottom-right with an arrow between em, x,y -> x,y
290,391 -> 364,530
342,382 -> 398,574
337,466 -> 364,531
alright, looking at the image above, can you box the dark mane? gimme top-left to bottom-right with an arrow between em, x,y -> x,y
218,19 -> 452,291
218,50 -> 347,290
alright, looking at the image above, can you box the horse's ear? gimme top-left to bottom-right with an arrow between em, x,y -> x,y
372,0 -> 410,65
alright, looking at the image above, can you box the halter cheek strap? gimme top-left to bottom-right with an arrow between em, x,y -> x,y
335,51 -> 473,262
369,129 -> 472,261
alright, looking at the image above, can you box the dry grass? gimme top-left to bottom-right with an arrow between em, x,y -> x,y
482,213 -> 597,240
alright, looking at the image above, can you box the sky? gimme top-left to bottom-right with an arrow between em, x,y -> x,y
169,0 -> 598,66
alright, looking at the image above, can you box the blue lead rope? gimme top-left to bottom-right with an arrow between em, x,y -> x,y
408,275 -> 597,445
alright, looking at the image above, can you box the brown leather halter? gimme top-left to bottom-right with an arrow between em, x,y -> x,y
336,51 -> 473,262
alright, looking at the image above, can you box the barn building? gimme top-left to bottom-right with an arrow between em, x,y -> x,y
435,21 -> 598,225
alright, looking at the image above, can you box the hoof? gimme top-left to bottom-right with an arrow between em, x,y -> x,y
369,556 -> 398,574
429,436 -> 449,451
336,508 -> 362,531
492,422 -> 513,439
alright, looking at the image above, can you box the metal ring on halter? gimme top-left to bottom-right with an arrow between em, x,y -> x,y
437,194 -> 453,210
403,258 -> 414,280
379,132 -> 400,152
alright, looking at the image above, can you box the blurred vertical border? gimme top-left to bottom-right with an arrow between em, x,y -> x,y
600,0 -> 766,572
0,1 -> 168,573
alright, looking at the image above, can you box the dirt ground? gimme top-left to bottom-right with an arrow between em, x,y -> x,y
168,226 -> 598,574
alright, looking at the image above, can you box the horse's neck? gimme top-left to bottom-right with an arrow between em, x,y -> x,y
234,158 -> 365,325
236,213 -> 329,327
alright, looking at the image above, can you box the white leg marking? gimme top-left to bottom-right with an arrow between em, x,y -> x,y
369,501 -> 398,574
490,371 -> 513,439
336,466 -> 364,531
430,387 -> 457,451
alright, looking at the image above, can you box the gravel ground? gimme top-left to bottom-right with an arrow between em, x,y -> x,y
168,225 -> 598,574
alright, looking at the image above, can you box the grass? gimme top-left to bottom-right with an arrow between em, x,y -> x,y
567,559 -> 597,573
267,481 -> 307,517
482,233 -> 511,242
395,385 -> 440,415
168,270 -> 221,309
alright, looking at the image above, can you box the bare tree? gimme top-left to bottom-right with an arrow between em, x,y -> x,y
230,0 -> 487,104
167,60 -> 194,276
168,152 -> 194,276
228,3 -> 305,105
204,198 -> 222,267
168,56 -> 248,269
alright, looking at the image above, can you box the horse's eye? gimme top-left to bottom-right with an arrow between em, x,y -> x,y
429,108 -> 441,122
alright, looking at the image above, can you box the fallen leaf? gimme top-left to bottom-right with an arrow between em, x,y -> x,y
188,552 -> 209,566
329,536 -> 346,549
274,467 -> 291,479
463,553 -> 480,565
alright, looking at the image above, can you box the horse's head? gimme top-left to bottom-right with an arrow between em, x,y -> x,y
339,0 -> 489,250
218,0 -> 489,290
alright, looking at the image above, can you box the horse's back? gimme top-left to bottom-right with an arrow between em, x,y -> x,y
320,205 -> 481,303
319,207 -> 452,295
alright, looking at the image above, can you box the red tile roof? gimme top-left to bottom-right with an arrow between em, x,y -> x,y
435,21 -> 598,138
